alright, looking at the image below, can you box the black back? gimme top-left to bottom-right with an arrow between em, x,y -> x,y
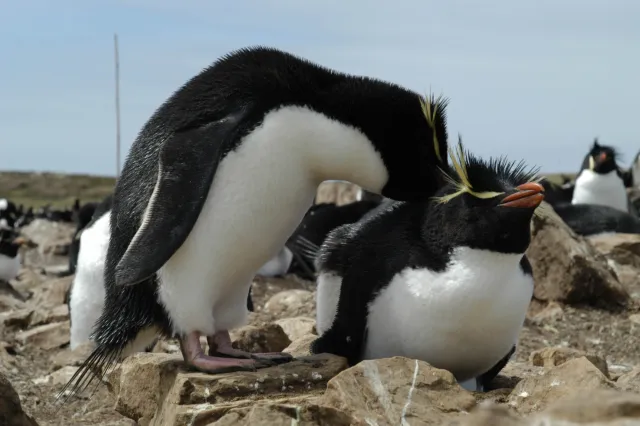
553,202 -> 640,236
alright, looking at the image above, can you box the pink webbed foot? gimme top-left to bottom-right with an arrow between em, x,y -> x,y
179,332 -> 269,373
206,330 -> 293,365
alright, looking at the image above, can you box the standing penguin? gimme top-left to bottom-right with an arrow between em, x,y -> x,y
571,139 -> 631,213
61,46 -> 452,398
307,140 -> 543,392
0,228 -> 28,283
68,195 -> 113,349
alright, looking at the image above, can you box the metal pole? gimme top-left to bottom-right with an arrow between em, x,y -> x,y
114,33 -> 121,178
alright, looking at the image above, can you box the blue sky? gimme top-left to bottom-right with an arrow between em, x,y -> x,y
1,0 -> 638,176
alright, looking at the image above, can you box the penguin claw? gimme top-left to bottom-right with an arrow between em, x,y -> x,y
250,352 -> 294,365
206,331 -> 294,365
186,355 -> 269,374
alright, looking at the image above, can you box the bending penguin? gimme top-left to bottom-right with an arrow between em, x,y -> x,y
306,140 -> 544,392
571,139 -> 632,213
61,46 -> 452,399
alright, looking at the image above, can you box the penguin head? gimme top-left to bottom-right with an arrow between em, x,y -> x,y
0,228 -> 30,258
425,138 -> 544,255
581,139 -> 620,175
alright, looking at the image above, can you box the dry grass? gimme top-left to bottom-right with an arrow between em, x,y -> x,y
0,171 -> 115,209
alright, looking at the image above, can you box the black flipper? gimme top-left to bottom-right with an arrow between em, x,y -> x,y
115,113 -> 246,286
477,344 -> 516,391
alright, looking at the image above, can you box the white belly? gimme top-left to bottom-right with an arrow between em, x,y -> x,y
69,212 -> 110,349
156,106 -> 388,336
0,253 -> 20,282
363,247 -> 533,381
572,169 -> 628,212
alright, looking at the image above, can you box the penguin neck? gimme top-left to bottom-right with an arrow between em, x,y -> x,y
257,105 -> 389,192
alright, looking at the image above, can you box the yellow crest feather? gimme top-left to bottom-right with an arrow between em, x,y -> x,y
432,137 -> 505,204
419,93 -> 447,163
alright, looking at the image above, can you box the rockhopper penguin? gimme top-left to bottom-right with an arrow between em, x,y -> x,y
305,140 -> 544,392
571,139 -> 631,213
60,46 -> 452,398
68,195 -> 113,349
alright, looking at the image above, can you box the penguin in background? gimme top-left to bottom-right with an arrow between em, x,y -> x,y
68,195 -> 114,349
0,198 -> 18,230
67,200 -> 99,276
0,228 -> 30,286
286,192 -> 386,280
59,46 -> 453,400
552,203 -> 640,236
306,140 -> 544,392
571,139 -> 632,214
540,176 -> 574,208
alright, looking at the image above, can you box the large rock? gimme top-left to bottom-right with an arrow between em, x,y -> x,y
230,323 -> 291,353
315,181 -> 361,205
274,316 -> 317,341
526,205 -> 630,310
0,372 -> 39,426
531,389 -> 640,424
508,357 -> 616,414
15,321 -> 70,350
321,357 -> 476,425
19,219 -> 74,268
589,233 -> 640,300
529,347 -> 609,378
30,276 -> 73,309
108,352 -> 348,426
263,290 -> 316,319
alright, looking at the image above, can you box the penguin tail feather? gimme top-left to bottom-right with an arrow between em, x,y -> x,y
54,344 -> 123,408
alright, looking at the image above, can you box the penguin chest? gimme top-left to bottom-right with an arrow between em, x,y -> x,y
0,253 -> 20,282
572,170 -> 628,212
364,248 -> 533,381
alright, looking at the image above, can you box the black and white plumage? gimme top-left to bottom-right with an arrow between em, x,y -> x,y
68,195 -> 113,349
307,141 -> 544,392
61,46 -> 452,398
67,200 -> 100,276
571,139 -> 631,213
0,227 -> 27,283
286,197 -> 385,280
0,198 -> 18,230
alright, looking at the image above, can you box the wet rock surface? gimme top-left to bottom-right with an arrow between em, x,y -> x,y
3,187 -> 640,425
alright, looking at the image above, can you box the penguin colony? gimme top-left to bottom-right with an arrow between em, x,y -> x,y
1,46 -> 637,400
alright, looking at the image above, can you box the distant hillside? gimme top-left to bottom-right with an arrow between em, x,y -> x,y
0,170 -> 574,210
0,171 -> 116,209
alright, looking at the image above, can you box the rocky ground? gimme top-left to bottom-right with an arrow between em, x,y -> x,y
3,195 -> 640,425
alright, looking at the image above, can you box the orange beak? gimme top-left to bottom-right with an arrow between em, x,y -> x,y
499,182 -> 545,209
599,152 -> 607,161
